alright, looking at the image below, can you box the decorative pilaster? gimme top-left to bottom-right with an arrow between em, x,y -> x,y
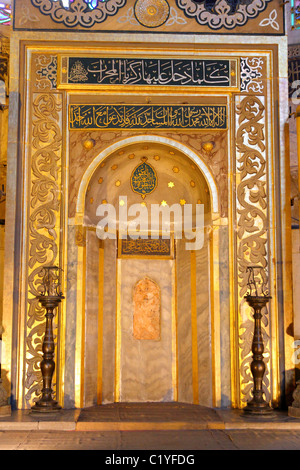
24,87 -> 63,408
234,94 -> 271,407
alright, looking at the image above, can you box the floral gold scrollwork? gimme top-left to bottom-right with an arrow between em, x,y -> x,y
235,95 -> 271,405
175,0 -> 272,30
30,0 -> 127,28
25,93 -> 62,407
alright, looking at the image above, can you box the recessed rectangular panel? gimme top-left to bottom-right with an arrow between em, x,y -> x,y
118,236 -> 174,259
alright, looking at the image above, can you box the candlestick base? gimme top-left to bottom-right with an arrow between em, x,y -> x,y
243,399 -> 274,416
31,398 -> 61,413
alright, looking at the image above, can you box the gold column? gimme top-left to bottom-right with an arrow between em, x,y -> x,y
97,240 -> 104,405
172,259 -> 178,402
210,222 -> 221,408
190,250 -> 199,405
75,226 -> 86,409
114,258 -> 122,402
297,106 -> 300,225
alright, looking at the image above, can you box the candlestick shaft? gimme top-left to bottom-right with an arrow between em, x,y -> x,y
243,295 -> 273,415
31,296 -> 63,413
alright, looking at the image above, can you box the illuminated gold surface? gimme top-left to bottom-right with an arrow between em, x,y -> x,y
3,35 -> 291,411
267,51 -> 280,408
279,86 -> 295,406
22,86 -> 63,408
202,142 -> 214,153
58,88 -> 69,409
82,138 -> 95,150
228,99 -> 238,409
134,0 -> 170,28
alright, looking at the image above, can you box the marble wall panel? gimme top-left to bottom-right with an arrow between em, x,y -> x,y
196,233 -> 212,407
84,229 -> 99,406
177,239 -> 193,403
64,224 -> 78,408
120,259 -> 173,402
101,239 -> 117,404
219,224 -> 231,407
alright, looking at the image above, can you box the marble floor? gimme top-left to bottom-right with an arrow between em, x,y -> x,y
2,428 -> 300,450
1,403 -> 300,449
0,402 -> 299,431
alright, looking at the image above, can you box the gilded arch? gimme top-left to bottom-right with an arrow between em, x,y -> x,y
75,134 -> 220,224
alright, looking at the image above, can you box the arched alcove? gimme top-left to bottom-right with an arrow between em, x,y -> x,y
76,135 -> 219,222
75,135 -> 219,407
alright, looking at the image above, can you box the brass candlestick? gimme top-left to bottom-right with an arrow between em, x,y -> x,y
243,266 -> 273,416
31,267 -> 64,413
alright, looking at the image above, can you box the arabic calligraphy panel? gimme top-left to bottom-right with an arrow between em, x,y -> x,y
59,56 -> 238,89
130,158 -> 157,199
69,104 -> 227,130
119,236 -> 173,258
